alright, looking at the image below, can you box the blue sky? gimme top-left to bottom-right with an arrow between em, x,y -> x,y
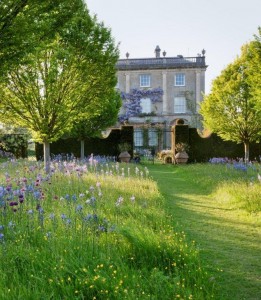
85,0 -> 260,94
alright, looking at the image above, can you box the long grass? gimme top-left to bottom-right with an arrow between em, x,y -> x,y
0,160 -> 215,300
148,162 -> 261,300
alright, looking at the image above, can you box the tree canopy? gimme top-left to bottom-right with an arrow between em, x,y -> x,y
200,29 -> 261,162
0,1 -> 121,170
0,0 -> 84,76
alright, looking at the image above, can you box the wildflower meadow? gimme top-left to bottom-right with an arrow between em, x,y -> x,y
0,159 -> 215,300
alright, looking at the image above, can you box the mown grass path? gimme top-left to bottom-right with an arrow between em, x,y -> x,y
147,163 -> 261,300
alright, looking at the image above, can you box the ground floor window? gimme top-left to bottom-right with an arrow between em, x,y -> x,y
148,129 -> 158,146
134,129 -> 143,147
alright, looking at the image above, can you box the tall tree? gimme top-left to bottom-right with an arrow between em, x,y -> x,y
201,32 -> 261,162
69,89 -> 121,160
0,0 -> 84,76
0,3 -> 120,171
246,27 -> 261,110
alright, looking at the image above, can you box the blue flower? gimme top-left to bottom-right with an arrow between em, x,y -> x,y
0,233 -> 4,241
66,218 -> 72,225
0,225 -> 4,231
61,213 -> 67,220
76,204 -> 83,212
83,214 -> 92,222
33,191 -> 41,199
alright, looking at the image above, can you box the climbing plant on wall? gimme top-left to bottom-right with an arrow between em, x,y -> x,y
119,88 -> 163,122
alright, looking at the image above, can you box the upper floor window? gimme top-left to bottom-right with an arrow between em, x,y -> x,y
174,97 -> 186,113
175,73 -> 185,86
140,74 -> 151,87
140,98 -> 151,113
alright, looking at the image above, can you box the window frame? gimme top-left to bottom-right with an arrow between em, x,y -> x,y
174,97 -> 186,113
140,97 -> 152,114
140,74 -> 151,87
174,73 -> 185,86
148,129 -> 158,147
134,129 -> 143,147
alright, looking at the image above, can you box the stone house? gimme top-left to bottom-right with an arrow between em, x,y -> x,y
115,46 -> 207,152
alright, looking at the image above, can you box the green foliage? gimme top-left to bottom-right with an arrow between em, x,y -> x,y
246,27 -> 261,110
201,29 -> 261,161
0,125 -> 29,158
0,1 -> 120,170
0,0 -> 84,77
0,134 -> 27,158
118,142 -> 131,152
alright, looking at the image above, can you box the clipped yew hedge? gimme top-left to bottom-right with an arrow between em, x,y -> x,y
35,126 -> 134,160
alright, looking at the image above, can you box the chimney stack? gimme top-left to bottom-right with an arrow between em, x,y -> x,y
155,45 -> 161,58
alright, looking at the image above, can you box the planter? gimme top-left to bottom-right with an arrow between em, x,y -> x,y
175,151 -> 189,164
119,151 -> 131,163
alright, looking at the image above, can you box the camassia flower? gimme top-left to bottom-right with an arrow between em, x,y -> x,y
115,196 -> 124,207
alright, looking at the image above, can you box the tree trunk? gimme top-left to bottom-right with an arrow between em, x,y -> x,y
244,142 -> 249,164
80,139 -> 85,160
43,140 -> 51,173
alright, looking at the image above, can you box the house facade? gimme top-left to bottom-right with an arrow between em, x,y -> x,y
115,46 -> 207,152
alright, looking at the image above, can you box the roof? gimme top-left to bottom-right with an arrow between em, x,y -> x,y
116,56 -> 207,71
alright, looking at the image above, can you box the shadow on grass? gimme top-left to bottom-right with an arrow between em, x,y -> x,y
148,164 -> 261,300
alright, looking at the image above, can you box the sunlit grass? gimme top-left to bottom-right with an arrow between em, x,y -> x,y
0,160 -> 215,299
148,162 -> 261,300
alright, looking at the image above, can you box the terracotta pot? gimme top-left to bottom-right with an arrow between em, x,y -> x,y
119,151 -> 131,163
175,151 -> 189,164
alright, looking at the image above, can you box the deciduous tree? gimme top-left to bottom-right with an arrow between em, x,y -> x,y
0,2 -> 120,171
201,31 -> 261,162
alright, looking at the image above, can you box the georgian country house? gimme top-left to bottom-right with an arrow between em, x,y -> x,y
115,46 -> 207,153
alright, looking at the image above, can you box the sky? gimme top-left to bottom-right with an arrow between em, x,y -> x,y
85,0 -> 260,94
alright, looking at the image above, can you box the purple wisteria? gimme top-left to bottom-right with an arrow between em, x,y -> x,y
119,88 -> 163,122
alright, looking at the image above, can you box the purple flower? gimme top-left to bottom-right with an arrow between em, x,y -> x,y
61,213 -> 67,220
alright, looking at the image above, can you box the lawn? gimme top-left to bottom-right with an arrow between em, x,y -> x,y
148,163 -> 261,300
